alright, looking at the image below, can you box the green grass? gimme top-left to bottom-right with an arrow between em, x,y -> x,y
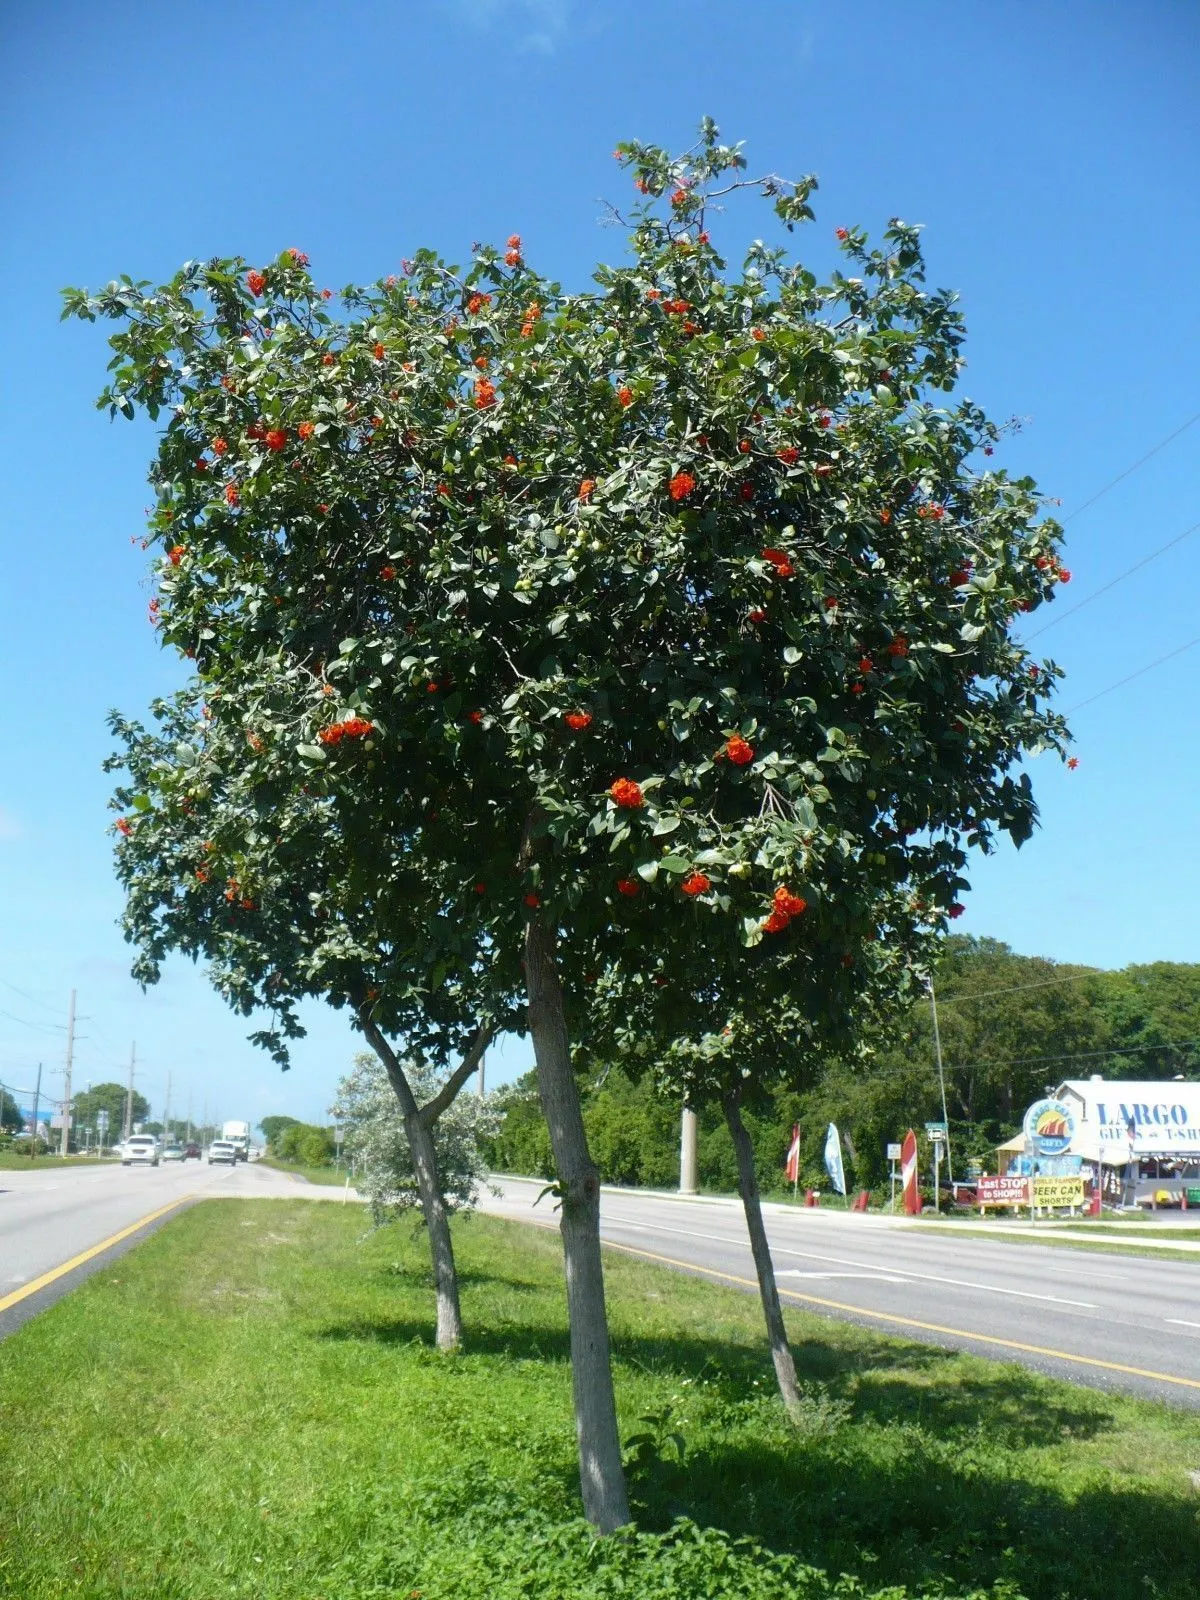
258,1154 -> 351,1186
1,1203 -> 1198,1599
0,1151 -> 118,1170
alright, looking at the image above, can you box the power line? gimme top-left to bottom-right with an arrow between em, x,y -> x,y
0,976 -> 66,1016
0,1006 -> 67,1037
938,968 -> 1110,1006
1061,410 -> 1200,526
952,1033 -> 1200,1076
1025,515 -> 1200,643
1064,632 -> 1200,716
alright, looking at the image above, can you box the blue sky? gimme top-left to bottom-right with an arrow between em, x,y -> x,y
1,1 -> 1197,1128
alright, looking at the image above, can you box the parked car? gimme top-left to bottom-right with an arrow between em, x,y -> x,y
207,1139 -> 238,1166
162,1143 -> 184,1162
183,1142 -> 201,1160
122,1135 -> 159,1167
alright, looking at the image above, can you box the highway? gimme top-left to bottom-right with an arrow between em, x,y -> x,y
6,1162 -> 1200,1407
0,1157 -> 327,1337
481,1176 -> 1200,1408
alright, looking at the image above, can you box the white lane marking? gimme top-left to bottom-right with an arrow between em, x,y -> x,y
1166,1318 -> 1200,1329
780,1270 -> 906,1284
600,1214 -> 1099,1309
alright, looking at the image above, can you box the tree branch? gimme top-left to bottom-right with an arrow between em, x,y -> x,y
420,1022 -> 494,1129
357,1005 -> 421,1121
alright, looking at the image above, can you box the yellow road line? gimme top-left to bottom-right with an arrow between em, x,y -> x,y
0,1195 -> 195,1316
591,1232 -> 1200,1394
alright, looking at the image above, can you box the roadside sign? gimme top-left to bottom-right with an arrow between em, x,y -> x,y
925,1121 -> 947,1136
1033,1175 -> 1085,1209
977,1175 -> 1029,1207
886,1142 -> 902,1161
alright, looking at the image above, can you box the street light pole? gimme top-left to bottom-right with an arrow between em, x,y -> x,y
929,981 -> 954,1189
124,1043 -> 136,1140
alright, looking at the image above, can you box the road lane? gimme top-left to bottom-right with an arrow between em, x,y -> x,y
480,1176 -> 1200,1407
0,1158 -> 319,1335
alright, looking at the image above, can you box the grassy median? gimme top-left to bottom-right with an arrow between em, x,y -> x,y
0,1203 -> 1197,1599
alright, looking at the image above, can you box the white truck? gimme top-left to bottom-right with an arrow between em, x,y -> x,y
221,1120 -> 251,1162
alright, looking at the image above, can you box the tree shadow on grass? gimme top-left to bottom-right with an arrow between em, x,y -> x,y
313,1312 -> 1185,1599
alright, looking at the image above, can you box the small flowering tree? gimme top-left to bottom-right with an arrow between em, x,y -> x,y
334,1051 -> 499,1227
70,120 -> 1067,1532
106,684 -> 498,1352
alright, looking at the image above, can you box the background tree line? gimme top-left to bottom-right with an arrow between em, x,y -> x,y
483,937 -> 1200,1194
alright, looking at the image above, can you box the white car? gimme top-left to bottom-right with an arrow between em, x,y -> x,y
207,1140 -> 238,1166
122,1135 -> 160,1167
162,1144 -> 185,1162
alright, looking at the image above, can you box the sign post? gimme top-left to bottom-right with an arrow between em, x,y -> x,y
886,1142 -> 901,1212
926,1122 -> 947,1210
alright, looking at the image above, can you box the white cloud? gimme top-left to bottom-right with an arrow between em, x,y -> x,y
445,0 -> 572,53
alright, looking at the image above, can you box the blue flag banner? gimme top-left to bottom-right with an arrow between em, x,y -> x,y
824,1122 -> 846,1195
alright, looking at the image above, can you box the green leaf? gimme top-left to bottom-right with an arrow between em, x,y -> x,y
652,815 -> 680,836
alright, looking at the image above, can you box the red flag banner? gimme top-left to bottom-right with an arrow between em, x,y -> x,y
784,1123 -> 801,1185
901,1128 -> 920,1215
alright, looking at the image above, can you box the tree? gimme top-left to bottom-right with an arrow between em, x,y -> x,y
73,1082 -> 150,1143
260,1114 -> 301,1149
70,120 -> 1068,1531
276,1122 -> 335,1164
334,1051 -> 498,1224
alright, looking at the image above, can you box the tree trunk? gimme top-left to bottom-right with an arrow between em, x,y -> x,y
359,1012 -> 463,1353
524,915 -> 631,1532
723,1088 -> 804,1422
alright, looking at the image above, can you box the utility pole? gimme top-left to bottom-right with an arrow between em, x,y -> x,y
163,1072 -> 172,1142
929,981 -> 954,1189
31,1063 -> 42,1158
59,988 -> 76,1158
679,1105 -> 698,1195
124,1043 -> 136,1140
186,1093 -> 192,1142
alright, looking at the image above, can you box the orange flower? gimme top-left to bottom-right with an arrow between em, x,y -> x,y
773,885 -> 807,918
505,249 -> 521,267
609,778 -> 644,809
762,909 -> 791,934
617,386 -> 633,407
668,471 -> 696,501
507,234 -> 522,250
373,343 -> 385,361
474,356 -> 489,370
523,892 -> 540,908
225,483 -> 240,506
168,544 -> 186,566
616,877 -> 640,897
725,735 -> 754,766
681,872 -> 711,897
264,429 -> 287,452
474,378 -> 497,410
751,328 -> 765,342
212,437 -> 228,456
777,446 -> 799,465
467,293 -> 491,314
578,479 -> 596,503
298,421 -> 315,440
246,270 -> 266,296
564,711 -> 593,731
761,547 -> 794,579
115,817 -> 132,836
322,353 -> 335,366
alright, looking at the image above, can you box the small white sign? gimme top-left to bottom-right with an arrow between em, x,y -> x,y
886,1143 -> 902,1160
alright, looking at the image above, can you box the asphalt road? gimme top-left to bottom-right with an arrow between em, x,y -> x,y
0,1157 -> 324,1338
480,1176 -> 1200,1408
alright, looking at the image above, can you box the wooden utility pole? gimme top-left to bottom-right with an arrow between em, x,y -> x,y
59,989 -> 76,1158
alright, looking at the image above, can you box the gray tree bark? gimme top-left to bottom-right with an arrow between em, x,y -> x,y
359,1013 -> 492,1354
524,915 -> 631,1532
723,1087 -> 804,1421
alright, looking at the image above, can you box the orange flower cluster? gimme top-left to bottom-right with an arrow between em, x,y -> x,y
225,484 -> 240,506
725,735 -> 754,767
616,877 -> 640,897
917,502 -> 946,520
681,872 -> 711,897
168,544 -> 186,566
662,298 -> 690,316
520,301 -> 542,338
761,547 -> 794,579
777,446 -> 799,465
467,293 -> 492,315
474,377 -> 497,410
763,885 -> 807,933
564,711 -> 593,730
116,817 -> 132,836
578,479 -> 596,503
212,437 -> 228,456
669,471 -> 696,501
298,421 -> 315,440
373,343 -> 385,361
505,233 -> 522,267
617,386 -> 633,407
246,270 -> 266,296
264,429 -> 287,452
318,717 -> 374,746
609,778 -> 644,809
